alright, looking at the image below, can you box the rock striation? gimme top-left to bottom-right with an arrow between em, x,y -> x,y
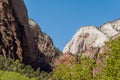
0,0 -> 30,62
0,0 -> 59,72
63,19 -> 120,57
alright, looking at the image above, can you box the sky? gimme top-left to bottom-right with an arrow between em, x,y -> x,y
24,0 -> 120,50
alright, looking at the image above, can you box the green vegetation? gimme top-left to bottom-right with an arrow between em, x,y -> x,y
51,37 -> 120,80
0,36 -> 120,80
0,70 -> 35,80
95,37 -> 120,80
0,55 -> 50,80
51,56 -> 96,80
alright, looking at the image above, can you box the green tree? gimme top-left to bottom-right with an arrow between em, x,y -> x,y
95,37 -> 120,80
0,55 -> 50,80
52,56 -> 95,80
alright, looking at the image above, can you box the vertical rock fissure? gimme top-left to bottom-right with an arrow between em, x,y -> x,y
0,0 -> 59,72
8,0 -> 33,63
0,0 -> 24,61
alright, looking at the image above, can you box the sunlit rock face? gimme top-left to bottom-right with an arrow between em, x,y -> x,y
100,23 -> 118,38
63,19 -> 120,56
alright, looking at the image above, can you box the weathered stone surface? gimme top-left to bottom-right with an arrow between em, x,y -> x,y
29,19 -> 55,56
100,22 -> 118,38
0,0 -> 25,61
29,19 -> 60,71
63,26 -> 108,56
63,19 -> 120,57
0,0 -> 59,72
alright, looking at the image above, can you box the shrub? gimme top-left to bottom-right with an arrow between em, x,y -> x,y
0,70 -> 35,80
0,55 -> 50,80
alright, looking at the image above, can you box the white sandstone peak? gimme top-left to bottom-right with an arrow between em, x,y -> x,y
63,19 -> 120,54
100,22 -> 118,38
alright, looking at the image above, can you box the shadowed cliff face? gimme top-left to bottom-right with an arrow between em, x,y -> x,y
29,19 -> 61,71
0,0 -> 59,72
0,0 -> 38,66
0,0 -> 27,61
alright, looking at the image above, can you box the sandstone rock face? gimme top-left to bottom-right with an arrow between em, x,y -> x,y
0,0 -> 37,65
0,0 -> 29,61
0,0 -> 58,72
29,19 -> 55,56
29,19 -> 60,71
63,19 -> 120,56
100,23 -> 118,38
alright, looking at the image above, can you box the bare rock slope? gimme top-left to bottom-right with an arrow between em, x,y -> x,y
63,19 -> 120,56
